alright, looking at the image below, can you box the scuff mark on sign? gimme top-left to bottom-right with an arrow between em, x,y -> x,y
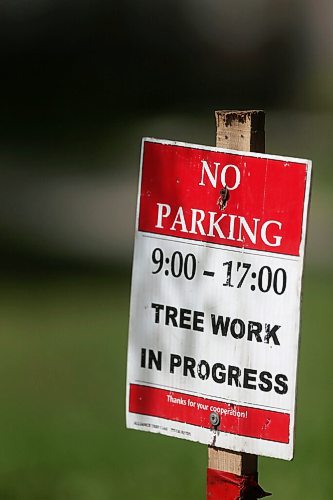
217,186 -> 230,210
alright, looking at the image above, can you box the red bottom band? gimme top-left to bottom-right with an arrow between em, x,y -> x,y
129,383 -> 290,443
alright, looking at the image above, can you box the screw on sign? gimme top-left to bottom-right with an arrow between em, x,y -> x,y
126,110 -> 312,499
209,411 -> 220,427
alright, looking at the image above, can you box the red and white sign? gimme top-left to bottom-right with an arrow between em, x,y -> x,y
126,138 -> 311,460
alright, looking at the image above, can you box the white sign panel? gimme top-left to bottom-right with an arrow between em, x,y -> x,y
126,138 -> 312,460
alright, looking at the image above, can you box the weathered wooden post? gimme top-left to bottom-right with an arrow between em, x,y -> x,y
126,110 -> 312,500
207,110 -> 266,499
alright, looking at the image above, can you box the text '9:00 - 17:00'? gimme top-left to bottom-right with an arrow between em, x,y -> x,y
151,248 -> 287,295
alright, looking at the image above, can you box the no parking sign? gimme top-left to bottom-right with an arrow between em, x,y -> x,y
126,138 -> 311,460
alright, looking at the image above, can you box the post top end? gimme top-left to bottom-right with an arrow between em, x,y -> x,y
215,110 -> 265,129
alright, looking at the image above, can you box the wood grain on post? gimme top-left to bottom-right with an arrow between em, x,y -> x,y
208,109 -> 265,477
215,110 -> 265,153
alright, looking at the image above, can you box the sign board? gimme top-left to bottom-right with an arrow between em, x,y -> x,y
126,138 -> 311,460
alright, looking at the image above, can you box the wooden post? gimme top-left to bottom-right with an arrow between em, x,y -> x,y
207,110 -> 266,499
215,110 -> 265,153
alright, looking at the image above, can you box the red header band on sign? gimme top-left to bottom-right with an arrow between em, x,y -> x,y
138,141 -> 308,256
129,384 -> 290,444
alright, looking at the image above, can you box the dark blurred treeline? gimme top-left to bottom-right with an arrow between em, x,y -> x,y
0,1 -> 309,145
0,0 -> 330,269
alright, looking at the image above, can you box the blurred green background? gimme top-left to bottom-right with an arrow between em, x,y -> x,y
0,1 -> 332,498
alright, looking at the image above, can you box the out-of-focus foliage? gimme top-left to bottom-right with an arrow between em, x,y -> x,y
0,268 -> 331,499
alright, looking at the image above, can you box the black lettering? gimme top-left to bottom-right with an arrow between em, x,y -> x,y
228,365 -> 241,387
179,308 -> 191,329
151,303 -> 164,323
243,368 -> 257,390
264,324 -> 281,345
258,371 -> 272,392
148,349 -> 162,370
248,321 -> 262,342
197,360 -> 210,380
274,374 -> 288,394
211,314 -> 230,336
170,354 -> 182,373
183,356 -> 196,377
165,306 -> 178,326
193,310 -> 204,332
230,318 -> 245,339
140,348 -> 146,368
212,363 -> 226,383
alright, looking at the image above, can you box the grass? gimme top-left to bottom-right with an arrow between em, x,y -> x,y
0,265 -> 331,499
